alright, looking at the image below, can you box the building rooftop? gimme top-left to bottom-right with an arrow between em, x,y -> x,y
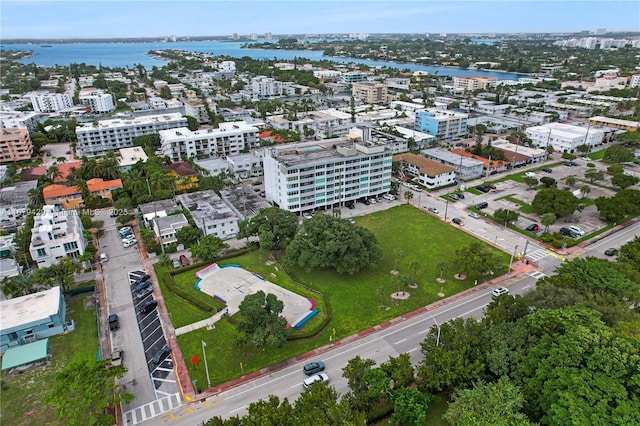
76,112 -> 184,130
0,286 -> 61,332
267,137 -> 388,168
86,178 -> 123,192
589,115 -> 640,128
163,162 -> 198,177
220,185 -> 271,220
422,148 -> 484,167
118,147 -> 149,167
450,148 -> 512,168
176,190 -> 237,224
154,213 -> 188,232
43,184 -> 82,199
138,199 -> 180,216
394,153 -> 457,175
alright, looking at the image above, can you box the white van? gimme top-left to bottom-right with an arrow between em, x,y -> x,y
303,373 -> 330,388
100,253 -> 108,263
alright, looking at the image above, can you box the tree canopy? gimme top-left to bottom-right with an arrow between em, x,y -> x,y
189,234 -> 229,263
531,187 -> 580,217
236,290 -> 288,348
237,206 -> 298,251
284,214 -> 382,274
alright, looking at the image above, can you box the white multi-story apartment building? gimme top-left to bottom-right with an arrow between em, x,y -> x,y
159,121 -> 259,161
184,99 -> 213,124
263,138 -> 393,213
251,77 -> 283,99
340,72 -> 368,85
26,92 -> 73,113
148,97 -> 167,109
76,113 -> 187,157
525,123 -> 606,153
351,82 -> 388,104
176,190 -> 240,240
414,109 -> 468,142
629,74 -> 640,89
29,205 -> 86,268
79,89 -> 115,113
453,76 -> 497,91
218,61 -> 236,77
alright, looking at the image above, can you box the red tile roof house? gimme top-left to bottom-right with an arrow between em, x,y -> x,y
86,178 -> 123,202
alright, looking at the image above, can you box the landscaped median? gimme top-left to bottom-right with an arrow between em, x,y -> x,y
158,205 -> 510,389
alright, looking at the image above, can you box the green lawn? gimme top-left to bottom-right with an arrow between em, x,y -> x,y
0,293 -> 99,426
588,148 -> 607,161
502,195 -> 534,214
176,205 -> 510,387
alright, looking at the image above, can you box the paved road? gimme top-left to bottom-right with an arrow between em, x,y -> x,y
140,220 -> 639,425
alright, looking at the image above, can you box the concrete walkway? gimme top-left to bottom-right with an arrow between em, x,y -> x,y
174,309 -> 228,336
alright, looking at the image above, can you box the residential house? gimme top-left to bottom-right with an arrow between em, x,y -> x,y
86,178 -> 123,202
138,199 -> 180,225
0,286 -> 68,354
152,214 -> 189,248
42,184 -> 85,210
163,162 -> 199,192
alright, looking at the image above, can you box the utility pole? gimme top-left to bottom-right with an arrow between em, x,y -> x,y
202,340 -> 211,389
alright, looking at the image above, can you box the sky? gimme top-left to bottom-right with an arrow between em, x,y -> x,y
1,1 -> 639,39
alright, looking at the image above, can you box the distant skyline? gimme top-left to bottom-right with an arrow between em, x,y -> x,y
1,1 -> 639,40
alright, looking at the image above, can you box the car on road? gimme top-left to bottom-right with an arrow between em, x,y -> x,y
111,347 -> 123,366
172,259 -> 181,268
541,168 -> 553,173
179,254 -> 190,266
139,299 -> 157,314
452,217 -> 463,226
303,373 -> 330,388
151,346 -> 171,364
303,361 -> 325,376
568,225 -> 585,236
427,206 -> 440,215
100,253 -> 108,263
605,248 -> 619,256
108,314 -> 120,331
468,212 -> 480,219
491,287 -> 510,297
525,224 -> 540,232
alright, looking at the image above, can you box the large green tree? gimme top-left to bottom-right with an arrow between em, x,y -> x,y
284,214 -> 382,274
236,291 -> 288,348
237,207 -> 298,250
44,360 -> 133,426
189,234 -> 229,263
603,145 -> 635,163
531,187 -> 580,218
449,241 -> 503,280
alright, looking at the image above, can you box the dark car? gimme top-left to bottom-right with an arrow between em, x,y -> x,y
475,202 -> 489,210
135,279 -> 152,293
476,185 -> 491,193
139,299 -> 157,314
564,217 -> 579,223
542,168 -> 553,173
179,254 -> 190,266
133,273 -> 150,285
136,286 -> 153,301
564,161 -> 578,167
151,346 -> 171,364
604,248 -> 619,256
345,202 -> 355,209
525,224 -> 539,232
303,361 -> 325,376
559,227 -> 578,238
108,314 -> 120,331
452,217 -> 463,226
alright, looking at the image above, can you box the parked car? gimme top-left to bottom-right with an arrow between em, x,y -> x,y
363,199 -> 371,205
111,347 -> 123,366
382,194 -> 395,201
108,314 -> 120,331
448,194 -> 460,201
100,253 -> 108,263
179,255 -> 190,266
564,217 -> 579,223
559,227 -> 578,238
604,248 -> 619,256
568,225 -> 585,236
139,299 -> 157,314
136,286 -> 153,300
452,217 -> 463,226
491,287 -> 510,297
564,161 -> 578,167
525,224 -> 540,232
368,198 -> 378,204
524,172 -> 536,178
345,202 -> 355,209
123,239 -> 137,248
172,259 -> 181,268
542,168 -> 553,173
151,346 -> 171,364
488,184 -> 497,190
135,279 -> 152,293
456,193 -> 465,199
476,185 -> 491,193
427,206 -> 440,215
133,274 -> 150,285
475,202 -> 489,210
303,373 -> 330,388
468,212 -> 480,219
348,218 -> 355,224
303,361 -> 325,376
122,234 -> 136,243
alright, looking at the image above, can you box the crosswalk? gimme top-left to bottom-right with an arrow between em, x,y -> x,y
527,269 -> 546,280
525,248 -> 549,262
124,393 -> 182,425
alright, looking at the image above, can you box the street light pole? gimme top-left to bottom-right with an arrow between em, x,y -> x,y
201,340 -> 211,389
508,244 -> 519,274
431,316 -> 441,347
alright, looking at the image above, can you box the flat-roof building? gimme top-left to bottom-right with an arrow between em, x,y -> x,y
587,116 -> 640,132
525,123 -> 606,152
422,148 -> 484,181
176,190 -> 239,240
118,146 -> 149,171
263,137 -> 393,213
76,113 -> 187,157
394,153 -> 457,189
351,82 -> 388,105
0,128 -> 33,163
414,109 -> 468,142
29,205 -> 86,268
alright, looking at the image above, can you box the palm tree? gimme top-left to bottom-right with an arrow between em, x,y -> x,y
99,151 -> 120,180
564,175 -> 577,189
28,188 -> 44,207
404,191 -> 414,204
409,259 -> 421,285
393,248 -> 405,273
541,212 -> 556,233
436,262 -> 448,282
580,185 -> 591,199
123,169 -> 146,195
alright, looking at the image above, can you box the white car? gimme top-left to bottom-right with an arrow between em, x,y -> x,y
568,225 -> 585,236
468,212 -> 480,219
492,287 -> 510,297
303,373 -> 330,388
383,194 -> 395,201
428,206 -> 440,215
123,239 -> 137,248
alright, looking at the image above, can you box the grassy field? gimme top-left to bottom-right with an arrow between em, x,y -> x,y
0,293 -> 99,426
176,205 -> 510,387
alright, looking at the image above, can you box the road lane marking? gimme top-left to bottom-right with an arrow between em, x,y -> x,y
230,405 -> 247,414
395,338 -> 407,344
408,347 -> 418,352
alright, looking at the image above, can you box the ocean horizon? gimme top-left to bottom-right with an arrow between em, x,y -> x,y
3,40 -> 531,80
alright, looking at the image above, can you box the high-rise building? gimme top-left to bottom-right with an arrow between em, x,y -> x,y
232,33 -> 239,40
265,32 -> 272,40
26,92 -> 73,113
453,76 -> 497,91
251,76 -> 283,98
351,82 -> 388,104
250,33 -> 258,41
263,138 -> 393,213
79,88 -> 115,113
